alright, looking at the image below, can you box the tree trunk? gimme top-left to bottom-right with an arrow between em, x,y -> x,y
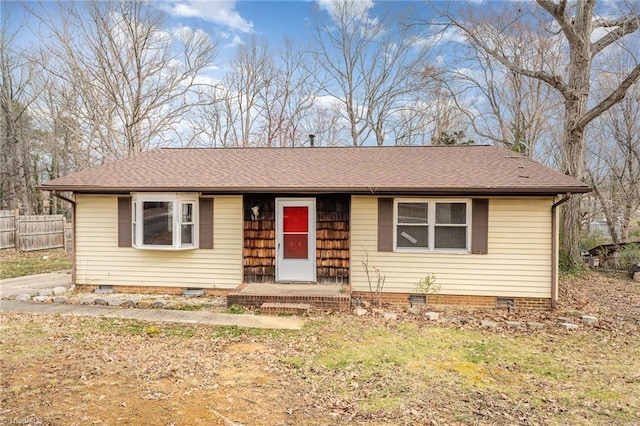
558,1 -> 593,265
0,78 -> 32,213
561,121 -> 588,263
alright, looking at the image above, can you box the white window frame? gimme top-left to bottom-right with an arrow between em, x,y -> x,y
394,198 -> 471,253
132,193 -> 199,250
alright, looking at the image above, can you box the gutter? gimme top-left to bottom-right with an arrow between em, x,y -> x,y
52,191 -> 76,286
551,192 -> 571,309
40,185 -> 592,196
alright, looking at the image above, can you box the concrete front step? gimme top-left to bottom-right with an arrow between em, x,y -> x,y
260,302 -> 311,316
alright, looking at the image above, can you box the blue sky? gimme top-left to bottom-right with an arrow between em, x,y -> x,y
159,1 -> 337,48
151,0 -> 444,78
5,1 -> 427,71
160,1 -> 445,55
4,1 -> 321,44
3,0 -> 637,153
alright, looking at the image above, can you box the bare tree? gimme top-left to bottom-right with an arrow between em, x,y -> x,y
224,36 -> 275,147
388,66 -> 446,146
446,31 -> 562,157
28,72 -> 93,213
300,101 -> 346,147
0,5 -> 38,213
257,39 -> 317,147
427,82 -> 473,145
193,37 -> 317,148
586,77 -> 640,243
436,0 -> 640,263
191,85 -> 231,148
30,0 -> 217,161
310,0 -> 436,146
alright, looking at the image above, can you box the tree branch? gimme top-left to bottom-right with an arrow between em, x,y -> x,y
591,15 -> 640,57
446,15 -> 570,99
580,64 -> 640,128
593,17 -> 636,28
536,0 -> 581,46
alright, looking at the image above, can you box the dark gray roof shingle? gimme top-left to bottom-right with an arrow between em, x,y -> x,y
41,145 -> 590,195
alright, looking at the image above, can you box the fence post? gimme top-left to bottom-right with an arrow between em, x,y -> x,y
13,209 -> 19,251
62,216 -> 67,253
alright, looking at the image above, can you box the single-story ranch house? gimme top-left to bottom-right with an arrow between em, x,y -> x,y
42,145 -> 590,310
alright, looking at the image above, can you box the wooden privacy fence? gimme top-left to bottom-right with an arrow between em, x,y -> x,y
0,210 -> 72,252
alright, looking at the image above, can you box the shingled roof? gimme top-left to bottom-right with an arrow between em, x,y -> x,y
41,145 -> 590,195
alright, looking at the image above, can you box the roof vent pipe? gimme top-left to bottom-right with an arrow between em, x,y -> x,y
309,134 -> 315,147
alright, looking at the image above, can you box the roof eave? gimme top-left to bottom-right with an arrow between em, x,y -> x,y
39,184 -> 592,196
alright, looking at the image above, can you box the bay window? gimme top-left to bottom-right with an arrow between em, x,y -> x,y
132,193 -> 198,250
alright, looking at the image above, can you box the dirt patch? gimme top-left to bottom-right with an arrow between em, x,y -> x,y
225,342 -> 273,353
0,316 -> 325,426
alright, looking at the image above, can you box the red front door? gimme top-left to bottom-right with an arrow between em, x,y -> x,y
276,199 -> 315,282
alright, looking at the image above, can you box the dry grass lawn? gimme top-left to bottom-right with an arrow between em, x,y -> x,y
1,271 -> 639,425
0,249 -> 71,279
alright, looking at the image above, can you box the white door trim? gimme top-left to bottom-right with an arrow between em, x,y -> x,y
275,198 -> 316,282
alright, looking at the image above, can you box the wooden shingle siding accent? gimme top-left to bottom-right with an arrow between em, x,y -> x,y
316,194 -> 350,284
199,198 -> 214,249
117,197 -> 132,247
243,195 -> 276,283
242,194 -> 350,284
352,196 -> 553,298
75,194 -> 242,289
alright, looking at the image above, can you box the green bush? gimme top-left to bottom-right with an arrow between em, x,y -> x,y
224,304 -> 247,314
414,273 -> 440,295
618,243 -> 640,272
559,251 -> 589,276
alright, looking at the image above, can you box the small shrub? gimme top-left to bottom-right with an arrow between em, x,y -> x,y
144,326 -> 161,336
225,304 -> 247,314
559,251 -> 589,276
618,243 -> 640,272
414,273 -> 440,295
361,251 -> 386,306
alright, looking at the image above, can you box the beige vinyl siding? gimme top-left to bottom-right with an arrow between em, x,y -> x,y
75,194 -> 242,289
351,196 -> 553,298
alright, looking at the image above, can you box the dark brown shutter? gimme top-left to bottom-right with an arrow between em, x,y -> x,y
471,199 -> 489,254
378,198 -> 394,252
199,198 -> 214,249
117,197 -> 132,247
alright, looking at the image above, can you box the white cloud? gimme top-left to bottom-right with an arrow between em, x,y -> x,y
172,25 -> 212,44
163,1 -> 253,33
225,34 -> 244,48
193,76 -> 218,89
316,0 -> 375,25
314,94 -> 342,109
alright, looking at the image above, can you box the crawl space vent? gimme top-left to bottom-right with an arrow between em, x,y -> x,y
496,298 -> 515,308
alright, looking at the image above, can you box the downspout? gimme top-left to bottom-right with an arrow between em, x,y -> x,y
551,193 -> 571,310
52,191 -> 76,286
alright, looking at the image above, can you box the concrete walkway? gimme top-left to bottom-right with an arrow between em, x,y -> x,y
0,300 -> 305,330
0,271 -> 72,298
1,272 -> 305,330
